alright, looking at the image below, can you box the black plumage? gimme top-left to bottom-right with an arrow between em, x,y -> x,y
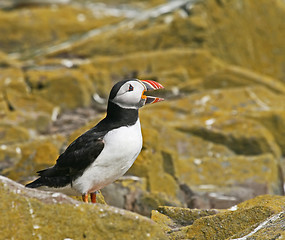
26,100 -> 138,189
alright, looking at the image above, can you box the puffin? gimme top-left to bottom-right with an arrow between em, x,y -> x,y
26,79 -> 164,203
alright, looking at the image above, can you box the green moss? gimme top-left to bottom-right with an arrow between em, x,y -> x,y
186,195 -> 285,239
175,154 -> 283,195
204,0 -> 285,81
0,178 -> 167,240
26,68 -> 95,110
0,6 -> 123,54
231,211 -> 285,239
152,196 -> 285,239
5,136 -> 65,182
0,124 -> 30,145
156,206 -> 221,227
186,206 -> 273,240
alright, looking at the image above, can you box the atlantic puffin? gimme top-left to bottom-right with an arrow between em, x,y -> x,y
26,79 -> 164,203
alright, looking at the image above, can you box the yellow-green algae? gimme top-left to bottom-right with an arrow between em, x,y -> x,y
4,135 -> 65,183
0,176 -> 167,240
230,211 -> 285,239
0,6 -> 124,54
204,0 -> 285,81
151,207 -> 224,239
186,195 -> 285,240
48,9 -> 207,58
175,154 -> 283,195
25,68 -> 95,110
0,124 -> 30,145
155,206 -> 222,227
89,49 -> 224,85
153,195 -> 285,240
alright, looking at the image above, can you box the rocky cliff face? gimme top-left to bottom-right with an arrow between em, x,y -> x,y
1,0 -> 285,239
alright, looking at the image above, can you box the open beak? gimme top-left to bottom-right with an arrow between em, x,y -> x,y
139,80 -> 164,104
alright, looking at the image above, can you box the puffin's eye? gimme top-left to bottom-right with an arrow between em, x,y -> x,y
128,84 -> 134,91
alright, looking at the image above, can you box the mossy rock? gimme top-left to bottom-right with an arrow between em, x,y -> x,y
168,85 -> 285,157
204,0 -> 285,81
0,67 -> 26,93
0,51 -> 21,67
25,68 -> 95,110
0,92 -> 9,116
6,88 -> 55,114
101,176 -> 147,211
230,211 -> 285,239
170,85 -> 285,119
49,10 -> 205,57
0,144 -> 22,173
151,207 -> 223,239
0,175 -> 167,240
0,124 -> 30,145
102,176 -> 183,217
203,65 -> 285,94
0,6 -> 123,54
154,206 -> 222,227
89,49 -> 224,85
153,195 -> 285,240
175,154 -> 283,195
142,105 -> 236,159
4,135 -> 65,183
246,110 -> 285,155
177,116 -> 281,157
186,195 -> 285,240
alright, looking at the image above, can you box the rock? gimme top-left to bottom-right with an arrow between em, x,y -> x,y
0,51 -> 21,67
0,6 -> 123,55
203,65 -> 285,94
13,0 -> 70,7
0,144 -> 22,172
204,0 -> 285,81
102,176 -> 184,217
0,124 -> 30,145
4,135 -> 65,183
25,68 -> 95,110
0,67 -> 56,133
47,1 -> 206,58
0,175 -> 167,240
175,154 -> 283,196
230,211 -> 285,239
0,68 -> 27,93
152,195 -> 285,240
168,85 -> 285,157
0,92 -> 8,116
189,185 -> 261,209
90,49 -> 224,89
101,176 -> 147,213
153,206 -> 222,227
177,116 -> 281,157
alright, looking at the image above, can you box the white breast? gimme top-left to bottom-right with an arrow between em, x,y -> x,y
72,119 -> 143,194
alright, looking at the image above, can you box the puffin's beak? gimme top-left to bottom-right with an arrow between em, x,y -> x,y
139,80 -> 164,104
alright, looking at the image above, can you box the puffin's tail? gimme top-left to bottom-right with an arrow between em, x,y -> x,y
25,178 -> 45,188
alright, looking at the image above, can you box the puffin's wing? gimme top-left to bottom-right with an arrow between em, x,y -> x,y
28,129 -> 105,188
55,129 -> 105,172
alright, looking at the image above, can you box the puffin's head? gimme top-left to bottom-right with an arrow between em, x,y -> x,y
109,79 -> 164,109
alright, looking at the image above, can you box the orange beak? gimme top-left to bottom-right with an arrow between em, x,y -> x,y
139,80 -> 164,104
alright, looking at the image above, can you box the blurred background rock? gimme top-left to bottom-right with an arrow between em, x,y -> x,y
0,0 -> 285,231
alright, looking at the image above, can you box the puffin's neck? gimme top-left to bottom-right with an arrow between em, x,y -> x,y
105,101 -> 139,126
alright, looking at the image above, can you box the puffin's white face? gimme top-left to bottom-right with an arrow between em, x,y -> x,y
109,79 -> 164,109
111,80 -> 146,109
